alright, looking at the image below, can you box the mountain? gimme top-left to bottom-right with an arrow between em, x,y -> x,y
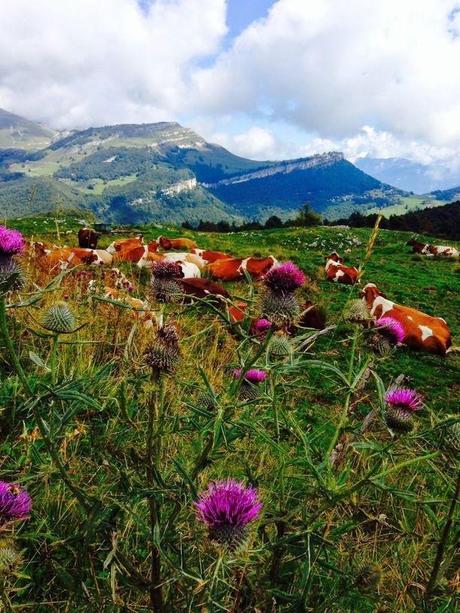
0,108 -> 58,150
0,112 -> 407,223
355,156 -> 460,194
428,185 -> 460,202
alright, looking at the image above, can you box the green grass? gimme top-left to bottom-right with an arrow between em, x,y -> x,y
0,218 -> 458,611
366,195 -> 442,217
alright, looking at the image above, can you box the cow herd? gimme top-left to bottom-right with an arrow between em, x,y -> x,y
25,227 -> 457,357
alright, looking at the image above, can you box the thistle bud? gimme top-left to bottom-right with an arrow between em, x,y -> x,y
144,324 -> 181,374
42,302 -> 76,334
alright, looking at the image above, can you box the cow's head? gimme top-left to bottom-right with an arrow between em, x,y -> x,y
158,236 -> 172,250
326,252 -> 343,263
147,240 -> 159,253
360,282 -> 385,306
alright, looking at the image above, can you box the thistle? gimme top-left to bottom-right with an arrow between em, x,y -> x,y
151,261 -> 183,303
233,368 -> 268,400
344,299 -> 372,324
251,318 -> 272,339
0,226 -> 25,294
260,262 -> 306,326
268,333 -> 292,357
0,539 -> 22,576
195,479 -> 262,550
42,302 -> 76,334
385,388 -> 423,432
0,481 -> 32,525
441,421 -> 460,453
355,563 -> 382,591
375,317 -> 405,345
144,324 -> 181,374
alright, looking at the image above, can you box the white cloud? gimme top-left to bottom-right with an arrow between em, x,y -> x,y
193,0 -> 460,147
0,0 -> 227,128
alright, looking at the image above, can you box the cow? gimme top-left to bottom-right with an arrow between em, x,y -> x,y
86,268 -> 135,294
325,252 -> 359,285
107,236 -> 144,254
78,227 -> 100,249
40,248 -> 99,271
114,241 -> 158,264
361,283 -> 452,356
157,236 -> 197,251
192,248 -> 232,263
178,277 -> 230,301
91,250 -> 113,266
98,287 -> 156,329
406,239 -> 459,258
207,256 -> 278,281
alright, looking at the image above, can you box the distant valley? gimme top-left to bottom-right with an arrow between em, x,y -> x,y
0,108 -> 456,224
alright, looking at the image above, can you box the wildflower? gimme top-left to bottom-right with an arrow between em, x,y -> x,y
252,318 -> 272,338
0,481 -> 32,524
0,227 -> 24,294
264,262 -> 306,293
233,368 -> 267,400
0,227 -> 24,256
151,261 -> 183,303
144,324 -> 181,374
233,368 -> 267,383
385,387 -> 423,432
195,479 -> 262,549
0,539 -> 23,576
376,317 -> 405,344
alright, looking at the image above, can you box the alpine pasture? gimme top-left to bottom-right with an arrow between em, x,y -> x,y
0,214 -> 459,612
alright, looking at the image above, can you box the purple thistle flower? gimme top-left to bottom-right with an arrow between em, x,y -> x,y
233,368 -> 268,384
0,481 -> 32,524
151,260 -> 183,279
264,262 -> 306,293
196,479 -> 262,548
376,317 -> 405,344
385,388 -> 423,412
253,318 -> 272,333
0,227 -> 24,256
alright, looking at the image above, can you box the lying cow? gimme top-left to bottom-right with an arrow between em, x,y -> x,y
78,227 -> 100,249
192,248 -> 232,264
178,277 -> 230,302
325,252 -> 359,285
361,283 -> 452,355
208,256 -> 277,281
157,236 -> 197,251
406,239 -> 459,258
107,236 -> 144,254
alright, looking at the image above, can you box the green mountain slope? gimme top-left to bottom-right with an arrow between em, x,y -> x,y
0,114 -> 408,222
0,108 -> 58,150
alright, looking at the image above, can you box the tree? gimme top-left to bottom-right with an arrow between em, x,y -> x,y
290,203 -> 322,227
265,215 -> 283,229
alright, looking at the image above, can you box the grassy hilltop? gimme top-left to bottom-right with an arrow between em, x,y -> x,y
0,218 -> 459,611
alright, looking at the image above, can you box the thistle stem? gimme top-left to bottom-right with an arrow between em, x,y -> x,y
146,369 -> 164,612
425,470 -> 460,602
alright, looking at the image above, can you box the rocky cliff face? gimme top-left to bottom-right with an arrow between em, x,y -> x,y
202,152 -> 344,187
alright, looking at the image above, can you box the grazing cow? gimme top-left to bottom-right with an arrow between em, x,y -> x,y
157,236 -> 197,251
325,252 -> 359,285
361,283 -> 452,355
192,248 -> 232,263
406,239 -> 459,258
78,227 -> 100,249
107,236 -> 144,254
208,256 -> 278,281
178,277 -> 230,301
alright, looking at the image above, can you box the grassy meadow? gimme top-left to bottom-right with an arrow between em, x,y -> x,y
0,215 -> 459,611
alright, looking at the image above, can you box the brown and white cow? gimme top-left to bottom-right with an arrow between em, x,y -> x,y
40,248 -> 99,271
157,236 -> 197,251
325,252 -> 359,285
207,256 -> 278,282
192,248 -> 232,263
178,277 -> 230,301
361,283 -> 452,355
78,227 -> 100,249
406,239 -> 459,258
107,236 -> 144,254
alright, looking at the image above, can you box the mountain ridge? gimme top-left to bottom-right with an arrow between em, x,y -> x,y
0,109 -> 411,222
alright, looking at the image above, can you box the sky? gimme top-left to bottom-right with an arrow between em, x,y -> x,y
1,0 -> 460,171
